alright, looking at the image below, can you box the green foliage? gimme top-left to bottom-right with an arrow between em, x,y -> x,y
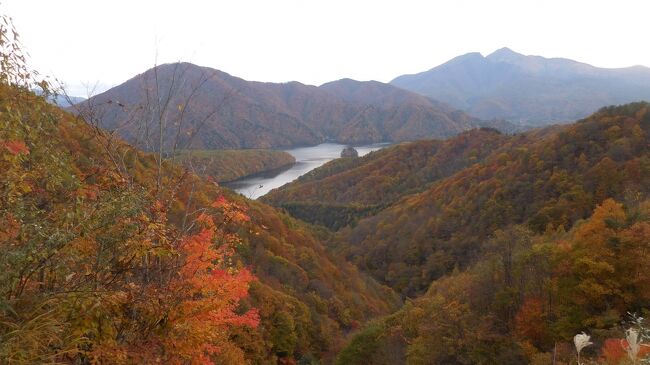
269,311 -> 299,357
277,202 -> 382,230
334,321 -> 386,365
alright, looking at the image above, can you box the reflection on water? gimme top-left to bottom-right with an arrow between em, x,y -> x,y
223,142 -> 389,199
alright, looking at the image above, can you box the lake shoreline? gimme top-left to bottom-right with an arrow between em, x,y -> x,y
220,161 -> 296,185
225,142 -> 391,199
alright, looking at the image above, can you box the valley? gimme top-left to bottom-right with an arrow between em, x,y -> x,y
224,142 -> 390,199
1,5 -> 650,364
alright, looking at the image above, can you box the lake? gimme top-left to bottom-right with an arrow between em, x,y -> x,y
224,142 -> 390,199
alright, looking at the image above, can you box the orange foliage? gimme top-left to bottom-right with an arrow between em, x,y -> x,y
601,339 -> 626,365
515,297 -> 547,346
159,208 -> 259,364
0,213 -> 20,242
0,82 -> 399,364
601,338 -> 650,365
92,199 -> 259,364
2,139 -> 29,155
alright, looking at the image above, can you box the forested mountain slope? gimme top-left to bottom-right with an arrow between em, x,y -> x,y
337,198 -> 650,365
268,102 -> 650,297
0,82 -> 400,364
263,128 -> 509,229
74,62 -> 484,151
341,102 -> 650,296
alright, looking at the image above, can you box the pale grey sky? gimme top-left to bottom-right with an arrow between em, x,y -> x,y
4,0 -> 649,96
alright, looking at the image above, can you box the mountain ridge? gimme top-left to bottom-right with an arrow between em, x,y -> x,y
391,48 -> 650,124
266,102 -> 650,297
73,62 -> 494,151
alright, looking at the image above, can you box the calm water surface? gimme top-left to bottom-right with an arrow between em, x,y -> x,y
224,143 -> 389,199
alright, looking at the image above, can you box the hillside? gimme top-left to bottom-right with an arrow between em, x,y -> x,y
175,149 -> 295,182
392,48 -> 650,125
267,102 -> 650,297
262,128 -> 509,229
337,198 -> 650,364
72,62 -> 484,151
260,102 -> 650,364
0,82 -> 400,364
341,102 -> 649,296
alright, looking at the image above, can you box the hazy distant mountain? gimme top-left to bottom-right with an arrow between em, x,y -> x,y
391,48 -> 650,125
33,89 -> 85,107
51,95 -> 86,107
75,63 -> 484,151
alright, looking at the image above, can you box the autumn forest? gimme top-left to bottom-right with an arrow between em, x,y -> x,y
1,7 -> 650,365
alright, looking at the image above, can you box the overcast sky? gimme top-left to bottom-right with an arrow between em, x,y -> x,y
4,0 -> 649,96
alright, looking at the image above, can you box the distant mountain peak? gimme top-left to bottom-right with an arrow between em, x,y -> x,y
391,48 -> 650,125
491,46 -> 516,53
330,78 -> 357,84
486,47 -> 526,63
321,78 -> 385,88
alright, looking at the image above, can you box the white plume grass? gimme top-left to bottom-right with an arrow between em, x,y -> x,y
623,328 -> 642,364
574,332 -> 592,365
